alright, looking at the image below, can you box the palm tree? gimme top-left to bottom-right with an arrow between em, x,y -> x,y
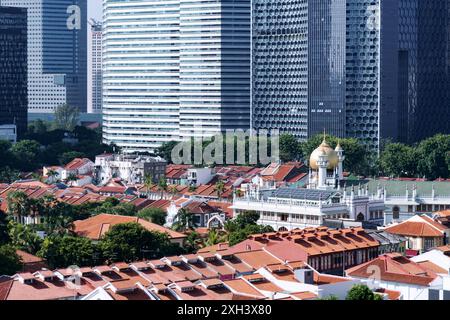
215,180 -> 225,201
46,169 -> 59,182
173,208 -> 194,232
143,174 -> 154,199
7,191 -> 30,224
65,173 -> 78,186
204,229 -> 227,247
157,177 -> 168,199
169,185 -> 178,197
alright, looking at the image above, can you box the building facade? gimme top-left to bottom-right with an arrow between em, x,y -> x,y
398,0 -> 450,144
94,154 -> 167,186
88,20 -> 102,114
0,0 -> 87,115
232,139 -> 385,231
102,0 -> 251,153
0,6 -> 27,138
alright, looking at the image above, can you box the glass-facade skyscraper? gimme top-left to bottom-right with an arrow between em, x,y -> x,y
253,0 -> 450,151
0,6 -> 27,138
398,0 -> 450,144
0,0 -> 87,114
103,0 -> 251,153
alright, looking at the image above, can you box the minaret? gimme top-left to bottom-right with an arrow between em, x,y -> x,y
317,149 -> 328,189
335,141 -> 345,181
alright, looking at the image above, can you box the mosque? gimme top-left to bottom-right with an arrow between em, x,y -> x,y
232,137 -> 386,231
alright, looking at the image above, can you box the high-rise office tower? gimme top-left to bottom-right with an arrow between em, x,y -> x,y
88,20 -> 102,114
0,6 -> 27,138
1,0 -> 87,115
253,0 -> 450,151
345,0 -> 400,150
103,0 -> 251,153
398,0 -> 450,144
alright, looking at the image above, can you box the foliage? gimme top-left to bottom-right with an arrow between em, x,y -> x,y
93,198 -> 138,216
37,235 -> 99,269
318,295 -> 339,300
99,222 -> 182,262
0,245 -> 23,275
53,104 -> 80,131
204,229 -> 227,247
378,143 -> 417,177
172,208 -> 195,232
59,151 -> 86,166
10,140 -> 43,171
279,134 -> 302,162
7,221 -> 43,255
415,134 -> 450,180
138,207 -> 167,225
156,141 -> 179,164
224,211 -> 273,246
345,284 -> 382,300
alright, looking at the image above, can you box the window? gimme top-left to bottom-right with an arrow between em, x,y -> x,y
393,206 -> 400,219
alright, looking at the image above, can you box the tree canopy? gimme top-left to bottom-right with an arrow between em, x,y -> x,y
99,222 -> 182,262
0,245 -> 23,275
346,284 -> 383,300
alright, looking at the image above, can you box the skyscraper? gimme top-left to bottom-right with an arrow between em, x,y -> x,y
252,0 -> 450,151
0,0 -> 87,115
102,0 -> 251,153
88,20 -> 102,114
0,6 -> 27,138
398,0 -> 450,144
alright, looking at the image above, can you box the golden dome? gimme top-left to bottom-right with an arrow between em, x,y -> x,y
309,139 -> 339,170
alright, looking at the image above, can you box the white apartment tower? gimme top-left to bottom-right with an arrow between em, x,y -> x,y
102,0 -> 251,153
88,20 -> 103,114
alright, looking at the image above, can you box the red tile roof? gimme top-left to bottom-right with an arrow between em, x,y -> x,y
385,216 -> 447,237
73,214 -> 186,240
346,253 -> 439,286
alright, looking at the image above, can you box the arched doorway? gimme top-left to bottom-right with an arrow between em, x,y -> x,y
278,227 -> 288,232
357,213 -> 365,222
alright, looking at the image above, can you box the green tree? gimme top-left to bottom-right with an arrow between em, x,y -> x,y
7,191 -> 31,223
379,143 -> 417,177
214,180 -> 225,201
143,174 -> 155,198
0,140 -> 13,167
138,207 -> 167,225
58,151 -> 86,166
346,284 -> 382,300
99,222 -> 177,262
204,229 -> 227,247
279,134 -> 302,162
10,140 -> 43,171
157,177 -> 168,199
28,119 -> 50,134
416,134 -> 450,180
172,208 -> 195,232
38,235 -> 99,269
0,213 -> 10,245
7,221 -> 43,255
156,141 -> 179,163
53,104 -> 80,131
0,245 -> 23,275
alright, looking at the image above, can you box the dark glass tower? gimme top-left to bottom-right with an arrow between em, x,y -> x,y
0,6 -> 27,138
398,0 -> 450,143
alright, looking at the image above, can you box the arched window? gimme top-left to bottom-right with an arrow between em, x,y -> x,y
278,226 -> 288,232
393,206 -> 400,219
357,213 -> 365,221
